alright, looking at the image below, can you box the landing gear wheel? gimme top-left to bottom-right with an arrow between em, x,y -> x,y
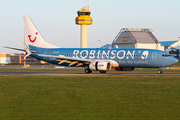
99,71 -> 107,74
158,70 -> 162,74
85,68 -> 92,74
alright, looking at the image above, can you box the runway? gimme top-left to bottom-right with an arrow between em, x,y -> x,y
0,72 -> 180,76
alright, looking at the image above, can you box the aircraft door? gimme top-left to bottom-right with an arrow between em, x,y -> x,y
152,52 -> 157,61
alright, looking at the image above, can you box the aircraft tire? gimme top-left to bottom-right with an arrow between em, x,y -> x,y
85,68 -> 92,74
158,70 -> 162,74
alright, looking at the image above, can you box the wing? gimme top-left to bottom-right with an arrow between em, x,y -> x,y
37,54 -> 93,67
36,54 -> 118,67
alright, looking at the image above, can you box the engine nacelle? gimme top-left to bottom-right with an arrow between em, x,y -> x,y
89,61 -> 111,71
115,67 -> 135,71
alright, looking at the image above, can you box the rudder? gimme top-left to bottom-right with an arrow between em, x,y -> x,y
23,16 -> 58,49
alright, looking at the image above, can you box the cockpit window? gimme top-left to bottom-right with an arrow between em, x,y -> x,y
162,54 -> 171,57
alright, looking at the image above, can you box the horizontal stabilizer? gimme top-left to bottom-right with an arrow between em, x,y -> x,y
4,46 -> 25,51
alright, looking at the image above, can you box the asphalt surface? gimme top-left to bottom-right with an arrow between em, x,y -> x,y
0,72 -> 180,76
0,65 -> 180,76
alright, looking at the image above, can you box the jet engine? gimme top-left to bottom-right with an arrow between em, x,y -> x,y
115,67 -> 135,71
89,61 -> 111,71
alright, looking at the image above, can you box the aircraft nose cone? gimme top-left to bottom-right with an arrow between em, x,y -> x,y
171,57 -> 178,65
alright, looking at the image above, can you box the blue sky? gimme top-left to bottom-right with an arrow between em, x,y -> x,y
0,0 -> 180,53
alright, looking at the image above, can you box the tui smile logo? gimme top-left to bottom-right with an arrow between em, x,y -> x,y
28,32 -> 38,43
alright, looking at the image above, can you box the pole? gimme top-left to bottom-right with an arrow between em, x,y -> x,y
23,26 -> 26,67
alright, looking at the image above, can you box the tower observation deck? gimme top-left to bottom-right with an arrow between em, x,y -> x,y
76,6 -> 93,48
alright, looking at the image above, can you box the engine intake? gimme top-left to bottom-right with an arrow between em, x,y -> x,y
89,61 -> 111,71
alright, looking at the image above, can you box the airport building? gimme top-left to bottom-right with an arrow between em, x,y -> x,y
160,39 -> 180,51
9,54 -> 48,65
10,54 -> 41,64
0,53 -> 10,65
112,28 -> 164,51
0,52 -> 49,65
160,39 -> 180,59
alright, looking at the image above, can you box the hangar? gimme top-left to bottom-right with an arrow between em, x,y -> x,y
160,39 -> 180,51
112,28 -> 164,51
160,39 -> 180,59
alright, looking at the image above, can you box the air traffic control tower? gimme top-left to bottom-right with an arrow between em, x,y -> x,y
76,6 -> 93,48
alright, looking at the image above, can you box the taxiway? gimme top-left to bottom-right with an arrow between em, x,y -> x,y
0,72 -> 180,76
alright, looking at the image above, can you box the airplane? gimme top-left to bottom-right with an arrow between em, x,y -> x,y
5,16 -> 179,74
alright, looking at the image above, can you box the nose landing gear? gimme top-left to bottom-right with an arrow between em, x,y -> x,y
158,67 -> 166,74
158,70 -> 162,74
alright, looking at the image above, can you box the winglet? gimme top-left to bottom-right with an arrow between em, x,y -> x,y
22,41 -> 31,54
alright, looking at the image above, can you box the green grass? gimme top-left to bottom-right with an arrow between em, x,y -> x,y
174,60 -> 180,67
0,76 -> 180,120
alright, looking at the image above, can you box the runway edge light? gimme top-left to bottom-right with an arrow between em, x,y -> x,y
75,2 -> 93,48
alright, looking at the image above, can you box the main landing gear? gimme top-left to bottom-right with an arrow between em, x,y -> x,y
84,69 -> 107,74
85,68 -> 92,74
